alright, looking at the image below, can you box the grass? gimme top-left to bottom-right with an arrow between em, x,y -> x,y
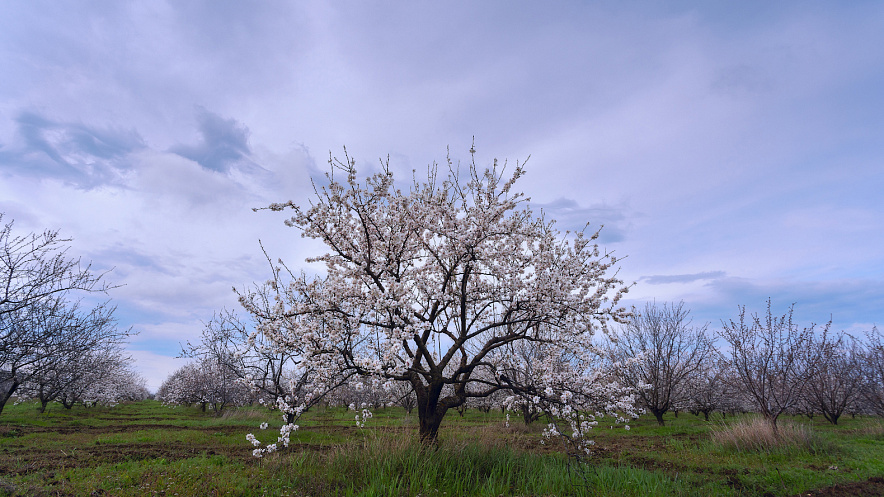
0,401 -> 882,496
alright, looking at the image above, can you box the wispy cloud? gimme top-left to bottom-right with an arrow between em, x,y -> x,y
0,112 -> 145,188
642,271 -> 727,285
169,107 -> 253,172
531,197 -> 632,244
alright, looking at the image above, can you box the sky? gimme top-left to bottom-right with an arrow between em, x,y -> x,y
1,1 -> 883,392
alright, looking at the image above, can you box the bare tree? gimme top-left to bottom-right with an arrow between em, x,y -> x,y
0,215 -> 109,318
608,301 -> 714,425
497,339 -> 550,425
3,299 -> 131,413
861,326 -> 884,416
802,332 -> 864,425
718,300 -> 822,429
0,216 -> 114,415
684,356 -> 735,421
389,380 -> 417,414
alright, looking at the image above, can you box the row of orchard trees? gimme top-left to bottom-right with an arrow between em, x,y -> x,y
163,297 -> 884,433
608,301 -> 884,427
0,215 -> 148,414
158,149 -> 882,454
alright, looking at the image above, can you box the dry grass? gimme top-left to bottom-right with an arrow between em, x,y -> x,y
853,419 -> 884,438
711,416 -> 825,453
220,407 -> 274,420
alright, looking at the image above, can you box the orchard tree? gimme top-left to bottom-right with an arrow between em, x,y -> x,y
156,363 -> 203,407
718,301 -> 822,429
239,149 -> 633,446
0,296 -> 129,414
181,309 -> 343,423
16,302 -> 129,412
608,301 -> 715,425
158,358 -> 251,413
0,215 -> 114,414
0,214 -> 109,318
684,356 -> 734,421
802,332 -> 864,425
54,347 -> 144,409
861,326 -> 884,416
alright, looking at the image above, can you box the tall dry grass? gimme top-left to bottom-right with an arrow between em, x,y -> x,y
711,417 -> 830,453
852,419 -> 884,439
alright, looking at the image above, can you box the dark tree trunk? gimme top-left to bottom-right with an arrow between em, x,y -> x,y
521,404 -> 540,425
650,407 -> 666,426
0,379 -> 20,416
37,385 -> 50,413
418,409 -> 446,444
413,377 -> 452,445
823,412 -> 840,425
768,414 -> 781,435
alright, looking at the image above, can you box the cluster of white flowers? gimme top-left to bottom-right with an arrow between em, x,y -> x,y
247,418 -> 300,458
352,402 -> 373,428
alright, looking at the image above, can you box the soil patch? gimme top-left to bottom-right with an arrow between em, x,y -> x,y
795,476 -> 884,497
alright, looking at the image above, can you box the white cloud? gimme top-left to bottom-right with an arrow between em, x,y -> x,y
127,349 -> 188,393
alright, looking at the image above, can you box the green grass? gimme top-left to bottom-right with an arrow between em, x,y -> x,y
0,401 -> 882,496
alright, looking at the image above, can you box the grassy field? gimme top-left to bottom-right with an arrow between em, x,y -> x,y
0,400 -> 882,496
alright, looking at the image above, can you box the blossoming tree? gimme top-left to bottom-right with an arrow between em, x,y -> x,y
240,149 -> 633,445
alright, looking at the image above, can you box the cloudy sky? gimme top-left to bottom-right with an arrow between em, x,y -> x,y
2,1 -> 883,391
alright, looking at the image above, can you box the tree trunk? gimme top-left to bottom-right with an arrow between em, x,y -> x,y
418,409 -> 445,444
0,379 -> 20,416
650,408 -> 666,426
413,378 -> 450,445
37,385 -> 48,413
521,404 -> 539,425
767,414 -> 780,437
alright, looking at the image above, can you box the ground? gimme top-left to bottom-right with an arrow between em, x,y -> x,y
0,402 -> 882,496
